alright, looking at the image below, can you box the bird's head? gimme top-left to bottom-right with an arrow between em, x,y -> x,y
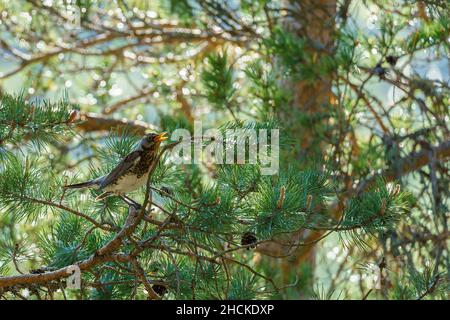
141,132 -> 168,150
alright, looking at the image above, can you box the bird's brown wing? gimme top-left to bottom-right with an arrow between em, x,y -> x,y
99,150 -> 142,189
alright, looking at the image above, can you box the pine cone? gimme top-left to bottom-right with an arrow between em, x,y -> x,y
241,232 -> 258,249
386,55 -> 398,66
373,63 -> 386,79
152,284 -> 168,297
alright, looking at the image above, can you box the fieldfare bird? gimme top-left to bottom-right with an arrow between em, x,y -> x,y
64,132 -> 168,200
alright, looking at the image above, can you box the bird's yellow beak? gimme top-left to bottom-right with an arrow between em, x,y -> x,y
155,132 -> 168,142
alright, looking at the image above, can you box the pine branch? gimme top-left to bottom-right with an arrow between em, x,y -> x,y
75,112 -> 157,135
0,141 -> 182,297
0,92 -> 75,146
356,140 -> 450,193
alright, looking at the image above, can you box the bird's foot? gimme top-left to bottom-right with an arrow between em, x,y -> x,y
119,195 -> 142,210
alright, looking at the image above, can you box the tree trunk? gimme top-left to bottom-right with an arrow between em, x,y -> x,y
257,0 -> 337,294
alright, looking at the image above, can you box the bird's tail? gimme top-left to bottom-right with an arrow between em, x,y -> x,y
64,179 -> 98,189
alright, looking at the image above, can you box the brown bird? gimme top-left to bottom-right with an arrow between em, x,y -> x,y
64,132 -> 168,200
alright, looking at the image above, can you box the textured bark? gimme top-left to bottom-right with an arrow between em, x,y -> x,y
281,0 -> 336,160
75,112 -> 157,135
257,0 -> 337,287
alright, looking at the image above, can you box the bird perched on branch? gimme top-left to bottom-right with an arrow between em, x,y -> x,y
64,132 -> 168,200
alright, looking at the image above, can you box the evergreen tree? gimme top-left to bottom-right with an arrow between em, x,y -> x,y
0,0 -> 448,300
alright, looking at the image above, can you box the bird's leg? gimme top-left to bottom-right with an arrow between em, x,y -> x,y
118,194 -> 142,210
95,191 -> 113,201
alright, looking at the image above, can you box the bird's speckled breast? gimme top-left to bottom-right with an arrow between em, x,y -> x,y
131,150 -> 156,178
104,149 -> 158,194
